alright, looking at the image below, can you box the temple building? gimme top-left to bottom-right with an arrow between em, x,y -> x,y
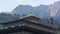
0,12 -> 56,34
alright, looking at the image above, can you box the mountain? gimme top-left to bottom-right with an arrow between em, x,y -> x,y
12,5 -> 33,15
48,1 -> 60,17
12,1 -> 60,19
12,5 -> 49,18
0,13 -> 19,23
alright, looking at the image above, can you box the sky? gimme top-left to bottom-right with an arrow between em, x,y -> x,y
0,0 -> 59,12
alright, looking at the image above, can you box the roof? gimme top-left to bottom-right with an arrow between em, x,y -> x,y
20,11 -> 41,19
0,11 -> 58,31
0,18 -> 56,30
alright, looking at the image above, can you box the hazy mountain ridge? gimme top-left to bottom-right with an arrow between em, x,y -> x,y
12,1 -> 60,18
0,13 -> 19,23
12,5 -> 49,18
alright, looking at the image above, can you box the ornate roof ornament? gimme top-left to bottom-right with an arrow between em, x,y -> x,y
20,11 -> 41,19
28,11 -> 35,16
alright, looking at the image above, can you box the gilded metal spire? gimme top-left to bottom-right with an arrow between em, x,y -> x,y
28,11 -> 34,16
20,11 -> 41,19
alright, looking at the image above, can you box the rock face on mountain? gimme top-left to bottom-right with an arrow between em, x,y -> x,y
12,1 -> 60,18
48,1 -> 60,17
48,1 -> 60,23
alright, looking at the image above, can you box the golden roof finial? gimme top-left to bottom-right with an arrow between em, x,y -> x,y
20,11 -> 41,19
28,11 -> 34,16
